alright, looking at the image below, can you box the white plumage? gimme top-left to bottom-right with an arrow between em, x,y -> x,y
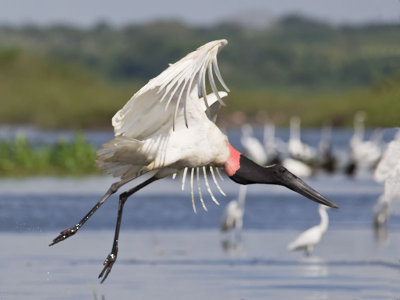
288,116 -> 316,162
283,116 -> 314,178
96,40 -> 231,212
282,158 -> 313,178
221,185 -> 247,234
288,205 -> 329,256
50,39 -> 337,283
349,111 -> 382,173
240,124 -> 267,165
373,131 -> 400,227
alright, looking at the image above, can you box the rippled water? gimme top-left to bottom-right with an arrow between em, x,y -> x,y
0,174 -> 400,300
0,127 -> 399,299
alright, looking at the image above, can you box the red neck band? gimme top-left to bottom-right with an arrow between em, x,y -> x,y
224,143 -> 242,177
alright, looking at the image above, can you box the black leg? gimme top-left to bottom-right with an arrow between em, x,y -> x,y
98,176 -> 158,283
49,177 -> 134,246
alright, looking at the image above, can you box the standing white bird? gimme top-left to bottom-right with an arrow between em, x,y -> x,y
221,185 -> 247,236
263,121 -> 283,165
240,124 -> 267,165
373,132 -> 400,227
283,116 -> 315,177
347,111 -> 382,176
288,205 -> 329,256
318,124 -> 336,173
288,116 -> 316,162
49,40 -> 337,282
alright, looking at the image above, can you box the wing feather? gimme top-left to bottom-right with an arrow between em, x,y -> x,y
112,39 -> 229,139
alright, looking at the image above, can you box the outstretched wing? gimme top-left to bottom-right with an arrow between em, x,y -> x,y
112,39 -> 229,139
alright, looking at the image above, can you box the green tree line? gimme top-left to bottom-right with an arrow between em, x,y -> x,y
0,15 -> 399,128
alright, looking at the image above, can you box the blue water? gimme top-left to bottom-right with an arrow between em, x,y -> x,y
0,127 -> 400,299
0,177 -> 394,232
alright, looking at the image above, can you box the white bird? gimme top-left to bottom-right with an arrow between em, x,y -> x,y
49,39 -> 337,282
283,158 -> 313,178
221,185 -> 247,236
288,116 -> 316,162
347,111 -> 382,176
288,205 -> 329,256
263,121 -> 283,164
283,116 -> 315,177
240,124 -> 267,165
318,124 -> 336,173
373,131 -> 400,227
373,194 -> 391,228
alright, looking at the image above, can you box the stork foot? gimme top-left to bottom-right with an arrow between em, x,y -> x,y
49,225 -> 80,246
98,251 -> 118,283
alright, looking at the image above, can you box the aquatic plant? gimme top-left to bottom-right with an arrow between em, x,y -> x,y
0,132 -> 98,176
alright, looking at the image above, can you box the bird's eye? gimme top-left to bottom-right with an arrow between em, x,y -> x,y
278,166 -> 286,173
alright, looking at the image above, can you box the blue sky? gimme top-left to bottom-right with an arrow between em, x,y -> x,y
1,0 -> 400,27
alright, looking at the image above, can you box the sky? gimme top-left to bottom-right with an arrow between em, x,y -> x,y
1,0 -> 400,27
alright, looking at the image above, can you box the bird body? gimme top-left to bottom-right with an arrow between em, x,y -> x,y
348,112 -> 382,175
288,116 -> 316,162
221,185 -> 247,233
373,133 -> 400,227
288,205 -> 329,255
240,124 -> 267,165
283,158 -> 313,178
50,39 -> 337,282
263,122 -> 283,164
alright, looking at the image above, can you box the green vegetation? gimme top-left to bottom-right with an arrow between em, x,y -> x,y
0,132 -> 98,176
0,16 -> 399,128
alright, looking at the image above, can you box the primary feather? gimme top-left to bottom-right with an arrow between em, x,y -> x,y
96,40 -> 230,211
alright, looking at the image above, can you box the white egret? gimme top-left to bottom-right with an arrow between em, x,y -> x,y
283,116 -> 315,177
240,124 -> 267,165
288,116 -> 316,162
347,111 -> 382,176
288,205 -> 329,256
282,158 -> 313,178
263,121 -> 283,164
318,124 -> 336,173
49,40 -> 337,282
373,132 -> 400,227
221,185 -> 247,236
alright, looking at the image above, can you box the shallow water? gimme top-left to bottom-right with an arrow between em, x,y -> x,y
0,174 -> 399,299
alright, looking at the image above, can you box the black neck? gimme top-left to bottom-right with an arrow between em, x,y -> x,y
229,155 -> 278,185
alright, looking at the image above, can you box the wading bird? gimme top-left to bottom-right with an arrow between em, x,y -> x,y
373,131 -> 400,227
49,40 -> 337,282
288,204 -> 329,256
318,124 -> 336,173
346,111 -> 382,176
221,185 -> 247,238
283,116 -> 315,178
240,124 -> 267,165
288,116 -> 316,162
263,121 -> 283,165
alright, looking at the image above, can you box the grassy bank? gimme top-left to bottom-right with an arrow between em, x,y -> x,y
0,133 -> 99,176
225,76 -> 400,127
0,19 -> 400,129
1,48 -> 399,129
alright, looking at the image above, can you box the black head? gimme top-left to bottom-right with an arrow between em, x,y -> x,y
229,155 -> 338,208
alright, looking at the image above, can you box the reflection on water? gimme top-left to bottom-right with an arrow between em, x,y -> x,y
221,238 -> 244,256
374,225 -> 389,245
298,256 -> 329,278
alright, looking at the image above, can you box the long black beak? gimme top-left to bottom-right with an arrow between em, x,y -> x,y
229,156 -> 338,208
275,166 -> 338,208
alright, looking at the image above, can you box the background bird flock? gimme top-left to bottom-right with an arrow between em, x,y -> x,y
221,112 -> 399,256
45,40 -> 398,283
